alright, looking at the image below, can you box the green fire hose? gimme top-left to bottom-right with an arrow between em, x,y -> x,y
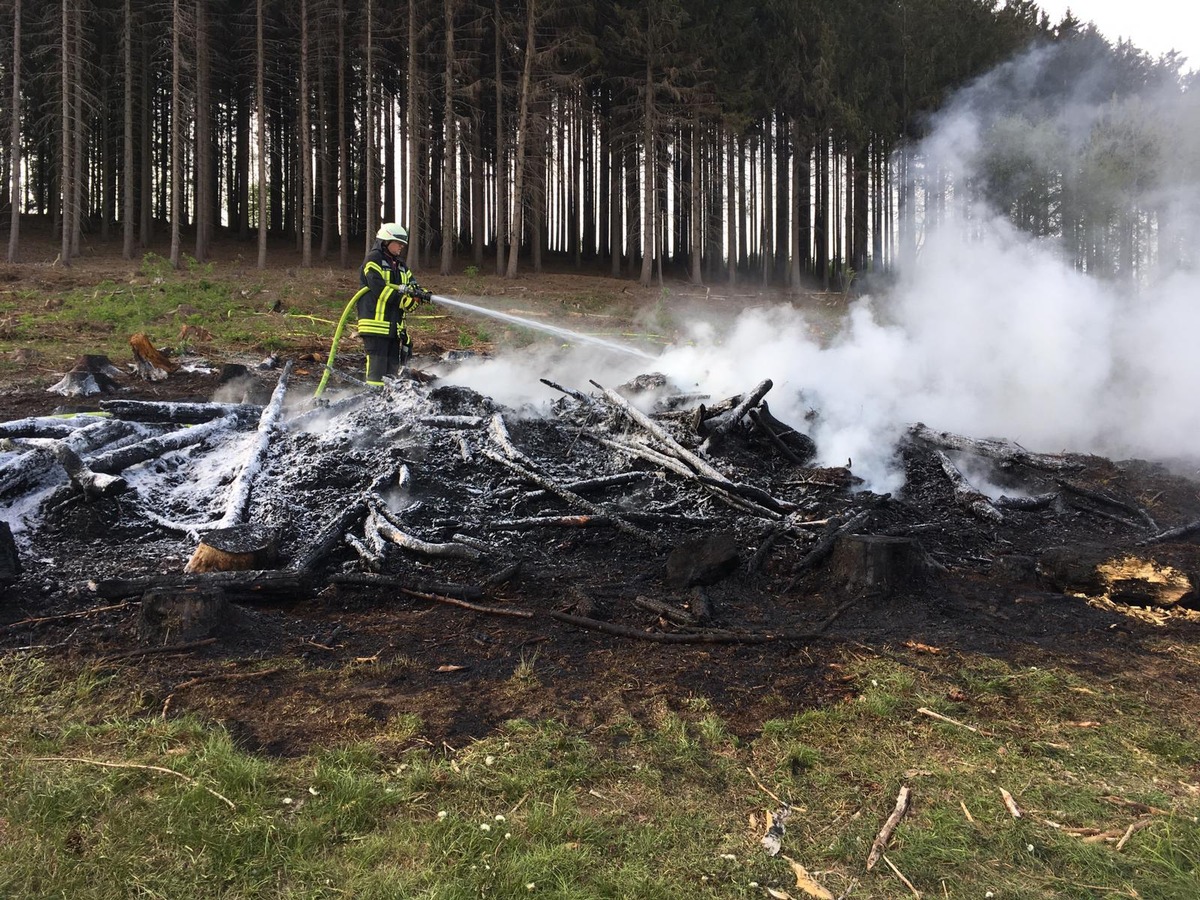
313,294 -> 360,398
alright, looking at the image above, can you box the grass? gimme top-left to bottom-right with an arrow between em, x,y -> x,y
2,649 -> 1198,899
0,252 -> 346,375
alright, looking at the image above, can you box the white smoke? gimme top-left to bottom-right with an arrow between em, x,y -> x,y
437,44 -> 1200,491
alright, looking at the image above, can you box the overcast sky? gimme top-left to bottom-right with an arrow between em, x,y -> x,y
1036,1 -> 1198,68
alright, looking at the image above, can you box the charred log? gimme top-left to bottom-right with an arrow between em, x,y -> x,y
750,404 -> 817,465
697,379 -> 773,454
88,414 -> 244,475
0,415 -> 90,440
216,361 -> 293,528
87,570 -> 308,601
935,451 -> 1003,523
910,423 -> 1081,472
101,399 -> 263,425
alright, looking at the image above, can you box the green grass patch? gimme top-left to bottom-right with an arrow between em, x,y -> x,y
1,650 -> 1198,899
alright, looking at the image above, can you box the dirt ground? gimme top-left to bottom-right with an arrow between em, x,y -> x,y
3,231 -> 1200,758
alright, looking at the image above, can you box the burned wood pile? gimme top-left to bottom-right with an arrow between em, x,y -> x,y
3,362 -> 1199,650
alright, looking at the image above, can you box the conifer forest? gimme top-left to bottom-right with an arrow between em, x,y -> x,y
1,0 -> 1196,286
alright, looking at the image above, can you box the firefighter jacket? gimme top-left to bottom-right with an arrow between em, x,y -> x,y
354,242 -> 419,340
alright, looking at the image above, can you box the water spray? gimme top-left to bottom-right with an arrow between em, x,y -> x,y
425,294 -> 659,361
314,292 -> 659,399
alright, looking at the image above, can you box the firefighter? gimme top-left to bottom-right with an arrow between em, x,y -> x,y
353,223 -> 432,386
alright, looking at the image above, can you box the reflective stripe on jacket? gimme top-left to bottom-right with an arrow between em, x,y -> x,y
355,245 -> 418,337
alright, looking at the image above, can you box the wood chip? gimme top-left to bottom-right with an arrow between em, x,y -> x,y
1000,787 -> 1022,818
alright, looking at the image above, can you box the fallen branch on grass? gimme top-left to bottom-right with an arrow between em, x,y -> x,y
867,785 -> 911,871
31,755 -> 235,809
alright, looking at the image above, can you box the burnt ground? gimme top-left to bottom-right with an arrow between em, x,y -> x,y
2,249 -> 1200,757
3,358 -> 1200,759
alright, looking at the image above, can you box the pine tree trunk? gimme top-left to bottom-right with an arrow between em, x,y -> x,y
194,0 -> 210,263
300,0 -> 312,267
405,0 -> 420,269
121,0 -> 135,259
689,118 -> 702,285
440,0 -> 456,275
338,0 -> 350,266
169,0 -> 183,269
505,0 -> 535,278
256,0 -> 267,268
639,60 -> 654,288
493,0 -> 507,275
364,0 -> 375,256
59,0 -> 72,266
6,0 -> 21,264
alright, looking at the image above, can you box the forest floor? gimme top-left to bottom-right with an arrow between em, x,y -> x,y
2,226 -> 1200,897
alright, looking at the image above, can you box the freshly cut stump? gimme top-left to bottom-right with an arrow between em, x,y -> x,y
830,534 -> 925,598
185,524 -> 279,574
138,585 -> 229,644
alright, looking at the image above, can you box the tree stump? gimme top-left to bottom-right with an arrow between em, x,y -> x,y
829,534 -> 925,598
185,524 -> 279,574
46,355 -> 123,397
0,521 -> 21,587
130,332 -> 177,381
138,586 -> 229,644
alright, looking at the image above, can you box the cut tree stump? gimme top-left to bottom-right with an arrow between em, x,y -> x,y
46,355 -> 123,397
130,333 -> 177,381
0,521 -> 21,587
138,585 -> 230,644
829,534 -> 926,598
184,524 -> 279,574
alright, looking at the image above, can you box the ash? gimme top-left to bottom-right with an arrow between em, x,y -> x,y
4,362 -> 1200,645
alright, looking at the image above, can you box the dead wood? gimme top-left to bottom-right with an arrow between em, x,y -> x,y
522,471 -> 653,500
488,515 -> 615,530
0,415 -> 90,440
87,570 -> 309,601
697,379 -> 773,453
0,601 -> 132,632
216,360 -> 294,528
1139,517 -> 1200,546
31,755 -> 234,809
420,415 -> 486,429
539,377 -> 597,406
994,492 -> 1057,510
0,447 -> 58,500
47,355 -> 123,397
101,398 -> 264,425
480,447 -> 666,547
328,573 -> 484,600
373,516 -> 483,561
1056,479 -> 1158,531
782,504 -> 884,592
910,423 -> 1081,472
99,637 -> 220,662
591,379 -> 733,486
399,587 -> 536,618
50,442 -> 128,500
289,469 -> 398,572
129,333 -> 178,381
748,408 -> 809,466
694,474 -> 797,514
185,524 -> 280,574
867,785 -> 912,871
747,523 -> 788,574
935,450 -> 1004,523
632,595 -> 697,626
88,414 -> 244,475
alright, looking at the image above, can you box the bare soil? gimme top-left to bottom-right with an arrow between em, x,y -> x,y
3,231 -> 1200,759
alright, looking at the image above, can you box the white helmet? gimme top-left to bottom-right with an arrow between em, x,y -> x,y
376,223 -> 408,243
